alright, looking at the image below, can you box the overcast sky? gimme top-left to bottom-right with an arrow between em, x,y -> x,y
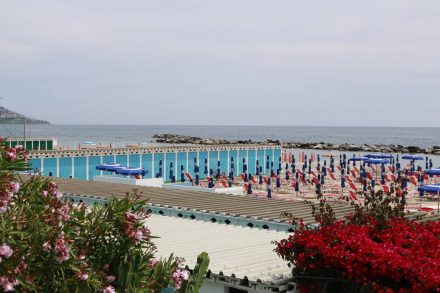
1,1 -> 439,126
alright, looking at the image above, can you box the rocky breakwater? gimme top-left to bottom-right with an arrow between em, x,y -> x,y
152,134 -> 256,145
153,134 -> 440,155
281,142 -> 440,155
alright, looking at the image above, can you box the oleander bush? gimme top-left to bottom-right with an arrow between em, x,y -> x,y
275,182 -> 440,292
0,139 -> 209,292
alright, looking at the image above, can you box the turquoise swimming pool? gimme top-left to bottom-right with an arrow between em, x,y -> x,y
28,145 -> 281,181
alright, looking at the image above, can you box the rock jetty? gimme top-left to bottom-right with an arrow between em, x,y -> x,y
153,134 -> 440,155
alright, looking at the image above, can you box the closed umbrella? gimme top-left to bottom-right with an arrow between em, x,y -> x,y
204,158 -> 208,175
169,162 -> 175,182
247,182 -> 253,195
267,177 -> 272,198
256,160 -> 260,175
180,165 -> 185,182
158,160 -> 163,178
217,161 -> 221,179
266,155 -> 270,170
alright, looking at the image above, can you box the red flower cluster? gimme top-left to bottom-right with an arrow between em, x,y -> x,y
276,218 -> 440,292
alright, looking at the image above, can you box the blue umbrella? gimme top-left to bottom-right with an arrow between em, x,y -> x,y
228,173 -> 233,187
259,166 -> 263,175
418,183 -> 440,193
231,157 -> 235,175
259,174 -> 263,185
426,168 -> 440,176
402,155 -> 424,160
426,157 -> 429,170
115,167 -> 147,177
365,158 -> 390,165
295,171 -> 299,180
341,177 -> 346,188
266,155 -> 270,170
276,176 -> 281,188
366,153 -> 394,159
429,159 -> 433,169
295,180 -> 300,192
256,160 -> 260,175
348,156 -> 369,162
96,163 -> 122,172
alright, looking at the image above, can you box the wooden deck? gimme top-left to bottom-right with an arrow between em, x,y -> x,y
21,176 -> 439,224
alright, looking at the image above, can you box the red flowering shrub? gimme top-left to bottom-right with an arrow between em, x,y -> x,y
276,188 -> 440,292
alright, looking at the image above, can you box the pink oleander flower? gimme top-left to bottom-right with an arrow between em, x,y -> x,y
124,212 -> 138,222
2,282 -> 15,292
0,205 -> 7,214
5,148 -> 16,161
0,244 -> 13,258
78,253 -> 86,260
42,241 -> 52,252
54,236 -> 70,262
134,230 -> 143,242
105,275 -> 115,283
9,182 -> 19,193
103,264 -> 110,271
103,285 -> 116,293
41,190 -> 48,197
149,259 -> 159,267
55,191 -> 63,201
77,271 -> 89,281
172,269 -> 189,289
4,192 -> 12,201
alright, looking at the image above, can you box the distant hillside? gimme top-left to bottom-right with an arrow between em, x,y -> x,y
0,107 -> 50,124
